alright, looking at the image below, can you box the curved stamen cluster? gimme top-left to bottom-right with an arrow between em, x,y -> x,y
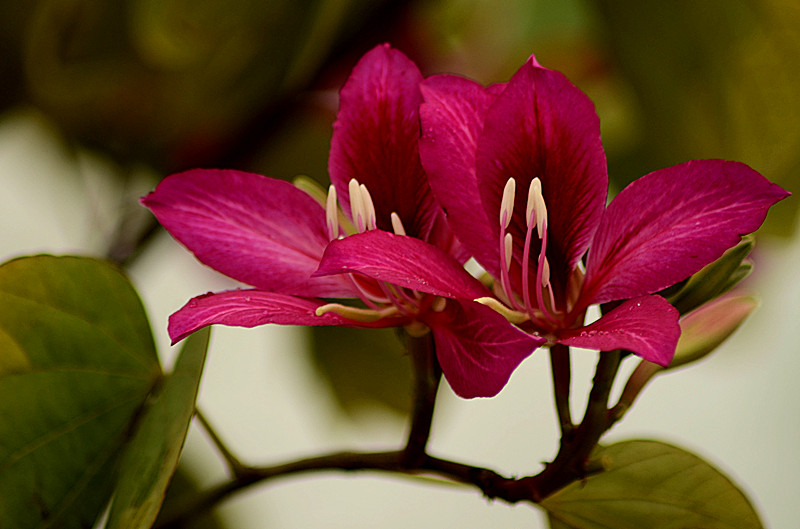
490,177 -> 559,330
316,179 -> 443,330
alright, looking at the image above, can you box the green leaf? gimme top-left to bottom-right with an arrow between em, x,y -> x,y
106,327 -> 210,529
547,512 -> 571,529
0,255 -> 161,529
541,440 -> 764,529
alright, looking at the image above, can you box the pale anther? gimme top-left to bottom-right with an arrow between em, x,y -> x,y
541,257 -> 551,286
432,297 -> 447,312
500,177 -> 517,229
504,232 -> 513,271
348,179 -> 365,231
360,183 -> 377,230
390,212 -> 406,236
326,185 -> 339,239
527,177 -> 547,237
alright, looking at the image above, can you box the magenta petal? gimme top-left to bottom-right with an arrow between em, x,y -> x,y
168,289 -> 399,344
314,230 -> 488,300
419,74 -> 500,275
427,300 -> 544,398
558,296 -> 680,367
476,56 -> 608,279
328,44 -> 441,239
142,169 -> 354,297
583,160 -> 791,305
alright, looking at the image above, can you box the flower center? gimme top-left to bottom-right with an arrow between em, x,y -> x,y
493,177 -> 559,328
316,179 -> 442,331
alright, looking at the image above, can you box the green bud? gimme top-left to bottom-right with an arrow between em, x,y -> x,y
670,295 -> 758,369
668,236 -> 755,314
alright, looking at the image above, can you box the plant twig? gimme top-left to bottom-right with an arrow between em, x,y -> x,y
154,450 -> 538,528
155,350 -> 629,526
526,350 -> 622,499
194,408 -> 252,479
402,332 -> 441,467
549,343 -> 574,442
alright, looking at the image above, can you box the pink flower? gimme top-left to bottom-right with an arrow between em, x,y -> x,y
321,55 -> 789,367
142,45 -> 542,398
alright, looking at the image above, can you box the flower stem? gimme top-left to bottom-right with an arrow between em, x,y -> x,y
549,343 -> 573,441
527,350 -> 622,499
402,331 -> 442,467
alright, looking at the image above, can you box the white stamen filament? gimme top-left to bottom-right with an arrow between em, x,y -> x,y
474,297 -> 530,324
499,178 -> 517,229
326,185 -> 339,240
316,302 -> 401,322
390,212 -> 406,236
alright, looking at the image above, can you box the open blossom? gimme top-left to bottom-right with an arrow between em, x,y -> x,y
142,44 -> 541,398
321,54 -> 789,368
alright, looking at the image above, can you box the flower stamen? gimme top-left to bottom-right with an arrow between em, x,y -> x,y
360,183 -> 377,230
498,178 -> 524,311
521,177 -> 558,325
326,185 -> 340,240
316,302 -> 401,322
390,212 -> 406,236
500,177 -> 516,230
348,179 -> 365,231
474,296 -> 530,324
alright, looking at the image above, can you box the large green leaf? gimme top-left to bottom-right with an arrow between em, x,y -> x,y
106,327 -> 210,529
542,440 -> 763,529
0,255 -> 161,529
547,513 -> 571,529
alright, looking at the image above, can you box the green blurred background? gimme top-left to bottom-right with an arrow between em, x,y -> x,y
1,1 -> 797,527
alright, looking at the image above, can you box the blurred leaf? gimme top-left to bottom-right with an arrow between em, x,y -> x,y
668,235 -> 754,314
541,440 -> 763,529
19,0 -> 392,170
310,326 -> 412,415
0,255 -> 160,528
593,0 -> 800,235
106,327 -> 209,529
